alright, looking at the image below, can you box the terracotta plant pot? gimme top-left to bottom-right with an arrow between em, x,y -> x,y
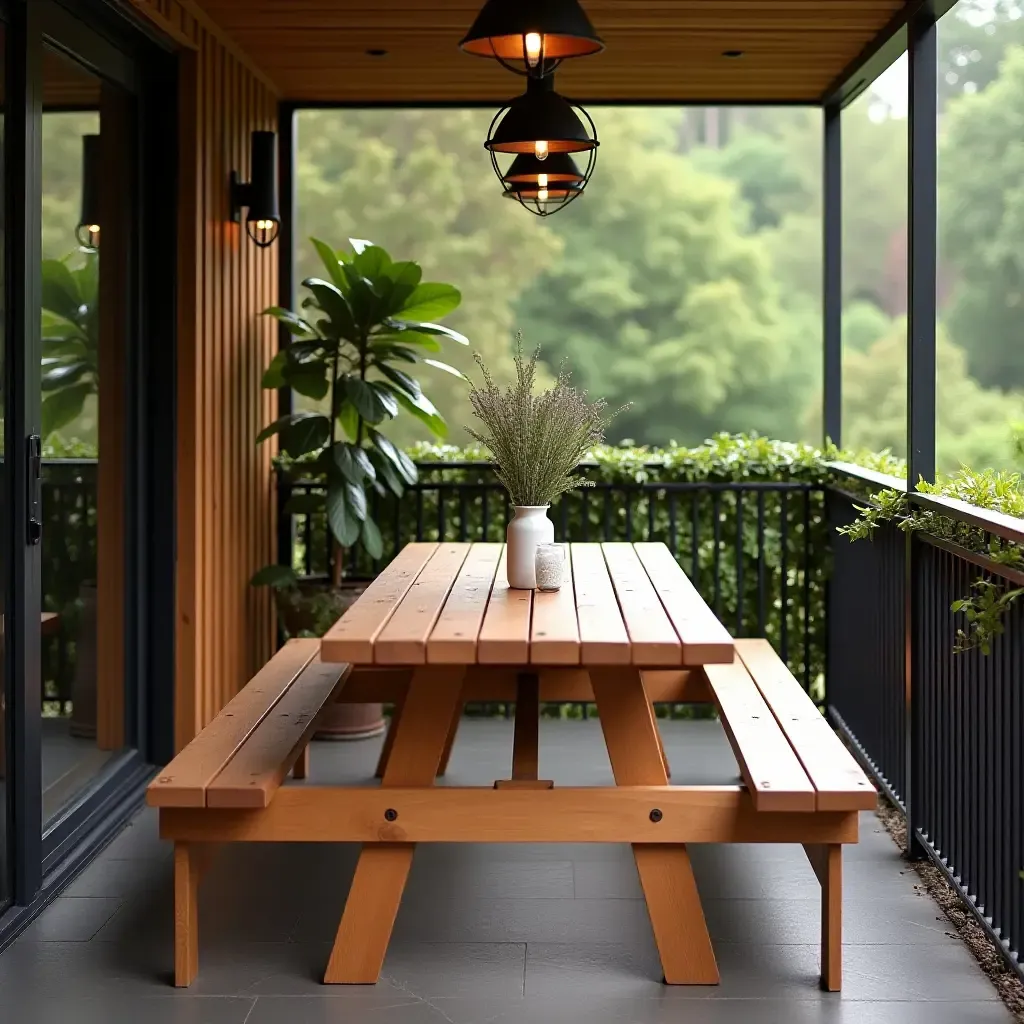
273,580 -> 385,741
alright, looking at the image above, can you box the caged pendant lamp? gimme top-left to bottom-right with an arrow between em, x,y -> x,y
460,0 -> 603,77
485,76 -> 598,216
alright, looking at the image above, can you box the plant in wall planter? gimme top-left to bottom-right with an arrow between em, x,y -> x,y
253,237 -> 468,737
467,334 -> 624,589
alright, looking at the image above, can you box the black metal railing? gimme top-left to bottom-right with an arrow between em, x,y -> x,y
827,463 -> 1024,982
282,462 -> 828,697
40,460 -> 98,715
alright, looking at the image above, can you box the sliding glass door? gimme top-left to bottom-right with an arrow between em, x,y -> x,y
1,0 -> 176,924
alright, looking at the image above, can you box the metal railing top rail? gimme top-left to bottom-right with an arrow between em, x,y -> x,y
827,460 -> 1024,547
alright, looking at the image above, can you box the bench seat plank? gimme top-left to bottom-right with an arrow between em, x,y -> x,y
375,544 -> 472,664
427,543 -> 503,664
633,543 -> 734,665
735,639 -> 877,811
478,548 -> 533,664
321,543 -> 439,664
602,543 -> 682,665
206,656 -> 353,809
147,639 -> 318,808
704,660 -> 816,812
571,543 -> 631,665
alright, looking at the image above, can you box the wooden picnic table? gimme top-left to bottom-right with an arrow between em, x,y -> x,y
319,540 -> 736,986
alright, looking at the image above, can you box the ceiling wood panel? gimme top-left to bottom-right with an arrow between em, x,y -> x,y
197,0 -> 909,102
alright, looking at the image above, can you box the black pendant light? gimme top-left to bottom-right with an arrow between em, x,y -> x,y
485,76 -> 597,215
76,134 -> 101,251
460,0 -> 603,77
501,152 -> 586,216
230,131 -> 281,248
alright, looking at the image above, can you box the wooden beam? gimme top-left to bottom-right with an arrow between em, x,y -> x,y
159,786 -> 860,845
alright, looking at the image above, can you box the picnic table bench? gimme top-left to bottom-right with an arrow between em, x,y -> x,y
148,541 -> 875,991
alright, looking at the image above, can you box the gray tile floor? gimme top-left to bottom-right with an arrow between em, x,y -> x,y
1,719 -> 1012,1024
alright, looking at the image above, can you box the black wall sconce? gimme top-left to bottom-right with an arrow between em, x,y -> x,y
76,134 -> 101,251
230,130 -> 280,248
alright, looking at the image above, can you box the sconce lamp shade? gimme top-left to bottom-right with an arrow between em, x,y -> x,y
231,130 -> 281,248
485,76 -> 598,156
501,151 -> 585,186
502,180 -> 584,216
461,0 -> 603,74
76,134 -> 101,251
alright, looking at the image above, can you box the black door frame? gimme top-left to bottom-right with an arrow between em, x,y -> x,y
1,0 -> 176,943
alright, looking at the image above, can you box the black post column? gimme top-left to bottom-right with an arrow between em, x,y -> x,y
822,103 -> 842,449
906,2 -> 938,862
276,103 -> 296,582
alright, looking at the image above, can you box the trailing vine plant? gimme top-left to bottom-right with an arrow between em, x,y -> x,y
838,467 -> 1024,654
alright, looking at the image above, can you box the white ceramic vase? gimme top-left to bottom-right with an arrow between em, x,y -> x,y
506,506 -> 555,589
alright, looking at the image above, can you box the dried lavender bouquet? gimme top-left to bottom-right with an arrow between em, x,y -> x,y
466,334 -> 625,507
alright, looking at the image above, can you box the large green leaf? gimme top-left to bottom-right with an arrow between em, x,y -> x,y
361,515 -> 384,560
283,359 -> 330,401
282,413 -> 331,457
310,237 -> 349,292
344,377 -> 391,424
369,382 -> 399,419
352,245 -> 392,282
387,385 -> 447,439
379,329 -> 441,352
261,350 -> 287,389
377,363 -> 422,398
368,447 -> 404,498
263,306 -> 315,338
41,309 -> 85,340
371,429 -> 418,485
394,321 -> 469,346
339,265 -> 381,328
381,260 -> 422,314
332,441 -> 375,484
303,279 -> 357,340
394,283 -> 461,322
345,480 -> 368,521
326,484 -> 360,547
41,259 -> 82,322
73,251 -> 99,306
42,382 -> 90,437
42,337 -> 88,359
337,400 -> 360,441
370,343 -> 419,364
348,238 -> 374,255
422,358 -> 469,381
42,361 -> 90,391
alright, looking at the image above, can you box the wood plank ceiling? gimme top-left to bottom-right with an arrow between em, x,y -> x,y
196,0 -> 907,104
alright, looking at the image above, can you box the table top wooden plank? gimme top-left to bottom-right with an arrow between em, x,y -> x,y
478,547 -> 533,665
147,639 -> 317,807
735,639 -> 877,811
602,543 -> 683,666
704,659 -> 817,812
633,542 -> 734,665
530,545 -> 580,665
321,542 -> 439,664
570,543 -> 631,665
206,657 -> 352,809
427,543 -> 503,664
375,543 -> 472,664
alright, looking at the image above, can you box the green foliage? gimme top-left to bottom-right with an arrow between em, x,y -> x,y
40,250 -> 99,439
466,337 -> 622,506
941,43 -> 1024,390
256,238 -> 466,580
839,465 -> 1024,652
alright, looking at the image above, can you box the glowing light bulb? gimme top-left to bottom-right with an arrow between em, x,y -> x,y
537,174 -> 548,188
524,32 -> 542,68
537,188 -> 549,202
256,219 -> 273,230
534,140 -> 549,161
87,223 -> 100,233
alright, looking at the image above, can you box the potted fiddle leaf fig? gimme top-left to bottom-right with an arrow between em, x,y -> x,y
252,237 -> 468,737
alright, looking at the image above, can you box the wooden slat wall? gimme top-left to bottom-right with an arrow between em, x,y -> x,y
131,0 -> 280,750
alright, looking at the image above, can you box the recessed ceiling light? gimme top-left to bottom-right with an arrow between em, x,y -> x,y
366,48 -> 388,57
722,50 -> 744,58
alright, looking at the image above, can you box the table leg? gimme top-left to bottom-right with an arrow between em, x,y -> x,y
436,696 -> 464,778
324,666 -> 465,984
589,668 -> 719,985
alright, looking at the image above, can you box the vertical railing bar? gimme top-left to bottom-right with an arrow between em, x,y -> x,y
780,491 -> 789,664
757,490 -> 766,635
668,492 -> 678,557
712,492 -> 722,620
802,490 -> 812,692
734,490 -> 744,636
